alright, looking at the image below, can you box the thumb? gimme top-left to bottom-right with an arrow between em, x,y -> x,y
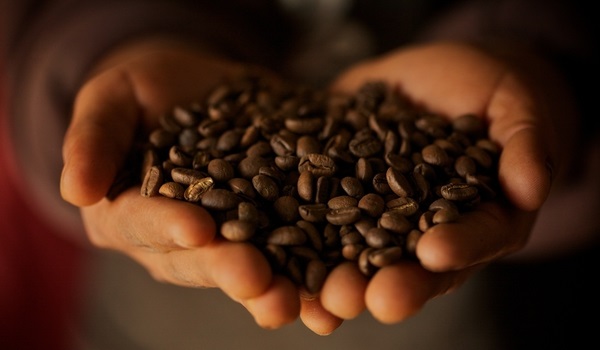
61,70 -> 140,206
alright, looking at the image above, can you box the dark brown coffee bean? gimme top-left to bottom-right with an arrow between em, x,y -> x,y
358,193 -> 385,218
169,145 -> 192,167
274,155 -> 300,171
298,154 -> 336,177
298,203 -> 329,223
372,172 -> 392,194
296,135 -> 321,157
465,145 -> 493,169
264,244 -> 287,271
238,201 -> 259,224
405,229 -> 422,255
270,132 -> 297,156
267,226 -> 307,245
379,210 -> 412,234
358,247 -> 377,276
328,195 -> 359,209
418,211 -> 435,232
340,177 -> 364,198
314,176 -> 330,204
149,129 -> 177,149
192,151 -> 211,170
216,129 -> 244,152
342,243 -> 365,261
432,208 -> 460,224
220,219 -> 256,242
421,144 -> 451,167
171,167 -> 207,185
252,174 -> 279,201
227,177 -> 256,199
365,227 -> 393,248
158,181 -> 185,199
386,197 -> 419,216
305,259 -> 327,294
452,113 -> 485,137
297,170 -> 314,202
274,196 -> 300,223
455,155 -> 477,177
200,188 -> 240,210
326,207 -> 362,226
285,117 -> 324,135
296,220 -> 323,252
386,167 -> 414,198
440,183 -> 478,201
237,156 -> 272,179
368,246 -> 403,267
349,134 -> 382,158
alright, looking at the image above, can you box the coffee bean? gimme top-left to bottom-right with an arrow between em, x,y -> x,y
184,177 -> 215,203
141,166 -> 164,197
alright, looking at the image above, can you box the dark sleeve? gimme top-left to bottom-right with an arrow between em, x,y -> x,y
0,0 -> 292,238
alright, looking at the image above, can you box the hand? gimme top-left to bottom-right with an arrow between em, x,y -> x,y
59,39 -> 302,329
317,41 -> 575,324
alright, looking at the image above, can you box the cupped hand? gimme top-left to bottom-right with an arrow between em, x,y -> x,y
318,41 -> 575,324
60,39 -> 300,329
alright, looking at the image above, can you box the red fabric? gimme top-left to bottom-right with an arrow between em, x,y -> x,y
1,71 -> 84,349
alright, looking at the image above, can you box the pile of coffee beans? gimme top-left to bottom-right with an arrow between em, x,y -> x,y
133,74 -> 501,293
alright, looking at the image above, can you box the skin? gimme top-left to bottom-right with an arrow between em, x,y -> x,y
60,39 -> 576,334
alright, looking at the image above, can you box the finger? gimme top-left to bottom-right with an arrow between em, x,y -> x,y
365,262 -> 473,324
498,126 -> 552,211
416,202 -> 534,272
61,70 -> 140,206
130,240 -> 273,301
299,290 -> 344,335
241,275 -> 300,329
81,188 -> 216,250
320,262 -> 367,320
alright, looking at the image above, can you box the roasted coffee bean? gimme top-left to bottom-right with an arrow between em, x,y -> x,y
149,129 -> 177,149
267,226 -> 307,245
455,155 -> 477,177
372,172 -> 392,195
365,227 -> 393,248
379,210 -> 412,234
358,193 -> 385,218
141,166 -> 164,197
252,174 -> 279,201
440,183 -> 479,202
386,167 -> 414,198
340,176 -> 364,198
368,246 -> 403,267
274,196 -> 300,222
314,176 -> 330,204
298,203 -> 329,223
326,207 -> 362,226
421,144 -> 451,167
298,154 -> 336,177
227,177 -> 256,198
432,208 -> 460,224
358,247 -> 377,276
200,188 -> 240,210
238,156 -> 272,179
220,219 -> 256,242
184,177 -> 215,202
159,181 -> 185,199
171,167 -> 207,185
305,259 -> 327,294
405,229 -> 422,255
296,220 -> 323,252
169,145 -> 192,167
296,135 -> 321,157
238,201 -> 259,224
386,197 -> 419,216
275,155 -> 300,171
297,171 -> 314,202
418,211 -> 435,232
328,195 -> 359,210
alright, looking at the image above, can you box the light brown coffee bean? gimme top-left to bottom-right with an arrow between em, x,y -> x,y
184,177 -> 215,202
